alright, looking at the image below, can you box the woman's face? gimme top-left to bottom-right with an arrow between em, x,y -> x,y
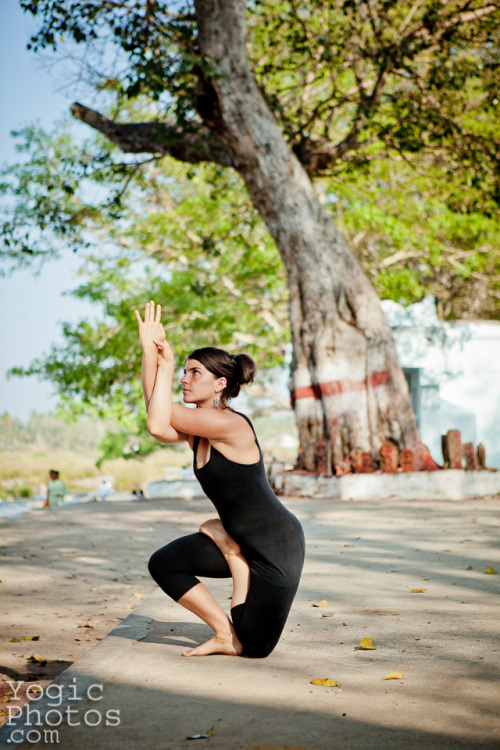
180,359 -> 225,408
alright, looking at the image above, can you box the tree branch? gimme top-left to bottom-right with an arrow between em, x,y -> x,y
70,103 -> 235,168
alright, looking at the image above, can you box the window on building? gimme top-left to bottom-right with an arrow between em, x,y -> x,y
403,368 -> 421,428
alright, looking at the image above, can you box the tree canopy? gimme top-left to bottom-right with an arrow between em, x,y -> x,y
2,0 -> 499,466
20,0 -> 500,197
4,1 -> 498,318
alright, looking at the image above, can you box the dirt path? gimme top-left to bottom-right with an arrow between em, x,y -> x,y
1,494 -> 500,748
0,498 -> 213,725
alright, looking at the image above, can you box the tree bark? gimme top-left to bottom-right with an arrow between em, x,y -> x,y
191,0 -> 420,469
70,103 -> 235,167
72,0 -> 421,470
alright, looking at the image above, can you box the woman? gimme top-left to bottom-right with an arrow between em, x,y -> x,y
135,301 -> 305,658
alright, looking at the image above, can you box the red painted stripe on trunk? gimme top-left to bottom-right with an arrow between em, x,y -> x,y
293,384 -> 321,401
292,369 -> 391,404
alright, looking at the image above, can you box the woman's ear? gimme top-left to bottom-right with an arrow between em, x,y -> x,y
216,377 -> 227,393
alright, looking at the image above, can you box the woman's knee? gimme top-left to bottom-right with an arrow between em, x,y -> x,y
147,551 -> 157,578
232,613 -> 279,658
148,545 -> 174,579
244,642 -> 276,659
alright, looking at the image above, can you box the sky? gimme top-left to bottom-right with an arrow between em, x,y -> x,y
0,0 -> 96,419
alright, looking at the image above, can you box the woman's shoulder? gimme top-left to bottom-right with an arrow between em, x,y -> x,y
227,407 -> 254,425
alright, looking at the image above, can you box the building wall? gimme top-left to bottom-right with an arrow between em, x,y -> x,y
382,296 -> 500,469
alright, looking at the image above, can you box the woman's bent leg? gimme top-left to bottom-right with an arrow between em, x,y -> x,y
148,532 -> 244,657
178,584 -> 243,657
148,531 -> 297,658
196,520 -> 298,658
148,532 -> 231,601
199,519 -> 251,607
231,578 -> 300,658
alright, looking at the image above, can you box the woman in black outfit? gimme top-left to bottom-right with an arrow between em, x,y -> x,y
135,301 -> 304,658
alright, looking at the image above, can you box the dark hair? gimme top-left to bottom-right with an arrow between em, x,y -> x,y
187,347 -> 256,404
49,469 -> 60,478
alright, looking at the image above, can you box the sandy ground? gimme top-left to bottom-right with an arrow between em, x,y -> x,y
0,498 -> 213,725
1,494 -> 500,748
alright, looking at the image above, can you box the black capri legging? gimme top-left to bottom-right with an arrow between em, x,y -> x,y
148,533 -> 299,658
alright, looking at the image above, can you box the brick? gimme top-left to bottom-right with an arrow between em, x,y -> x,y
400,448 -> 415,472
379,441 -> 399,473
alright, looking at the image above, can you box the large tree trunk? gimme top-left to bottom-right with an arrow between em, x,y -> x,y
194,0 -> 420,470
71,0 -> 421,471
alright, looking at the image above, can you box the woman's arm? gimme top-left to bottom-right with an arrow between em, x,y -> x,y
171,403 -> 235,441
135,301 -> 165,410
135,301 -> 187,444
143,318 -> 188,444
135,301 -> 251,449
146,340 -> 236,445
141,349 -> 158,411
146,361 -> 184,444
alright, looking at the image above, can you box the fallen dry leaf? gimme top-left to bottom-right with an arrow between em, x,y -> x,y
310,678 -> 339,687
312,600 -> 328,608
27,654 -> 53,665
382,672 -> 404,680
358,637 -> 376,650
411,588 -> 427,593
485,567 -> 498,575
186,727 -> 214,740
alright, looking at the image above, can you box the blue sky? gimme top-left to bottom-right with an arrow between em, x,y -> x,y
0,0 -> 95,418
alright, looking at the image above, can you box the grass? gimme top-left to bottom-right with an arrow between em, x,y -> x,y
0,445 -> 192,499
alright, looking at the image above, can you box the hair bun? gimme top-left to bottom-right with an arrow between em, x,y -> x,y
234,353 -> 256,387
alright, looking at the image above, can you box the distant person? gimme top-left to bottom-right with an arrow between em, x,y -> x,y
97,478 -> 113,502
43,470 -> 66,509
135,301 -> 305,658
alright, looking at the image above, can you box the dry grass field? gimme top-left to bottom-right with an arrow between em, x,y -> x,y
0,445 -> 192,499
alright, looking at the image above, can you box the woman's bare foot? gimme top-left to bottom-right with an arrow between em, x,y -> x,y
182,622 -> 243,657
200,519 -> 241,556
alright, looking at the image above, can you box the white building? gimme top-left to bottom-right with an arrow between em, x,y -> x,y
382,296 -> 500,469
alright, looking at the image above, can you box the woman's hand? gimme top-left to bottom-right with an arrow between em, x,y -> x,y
135,301 -> 165,353
153,328 -> 175,369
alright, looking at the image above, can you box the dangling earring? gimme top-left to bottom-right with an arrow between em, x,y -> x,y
214,394 -> 220,410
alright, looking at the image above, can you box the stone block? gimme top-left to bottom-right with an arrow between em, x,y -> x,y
442,430 -> 462,469
379,441 -> 399,473
400,448 -> 415,472
361,452 -> 374,473
420,444 -> 441,471
477,443 -> 486,470
463,442 -> 477,471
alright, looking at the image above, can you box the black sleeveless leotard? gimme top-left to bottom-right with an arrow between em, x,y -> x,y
148,411 -> 305,657
193,411 -> 304,587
